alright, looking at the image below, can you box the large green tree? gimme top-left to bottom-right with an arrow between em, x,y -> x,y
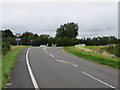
20,32 -> 34,45
55,22 -> 79,46
56,22 -> 79,38
2,29 -> 14,38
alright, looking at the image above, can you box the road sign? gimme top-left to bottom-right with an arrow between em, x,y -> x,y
15,33 -> 21,45
15,38 -> 21,41
16,33 -> 21,38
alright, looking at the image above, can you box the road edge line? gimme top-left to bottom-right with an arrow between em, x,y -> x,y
26,48 -> 39,90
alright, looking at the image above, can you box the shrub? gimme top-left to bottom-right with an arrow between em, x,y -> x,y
103,45 -> 120,57
2,39 -> 11,55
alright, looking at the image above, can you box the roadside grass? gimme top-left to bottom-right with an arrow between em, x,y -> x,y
84,45 -> 118,57
84,46 -> 107,52
83,46 -> 114,57
63,46 -> 119,69
1,46 -> 30,89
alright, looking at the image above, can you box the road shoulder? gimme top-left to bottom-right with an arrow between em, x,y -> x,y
6,48 -> 33,88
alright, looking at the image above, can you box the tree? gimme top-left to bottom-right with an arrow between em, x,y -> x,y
2,29 -> 16,45
32,34 -> 51,46
47,37 -> 55,46
20,32 -> 34,45
2,29 -> 14,38
2,38 -> 11,55
56,22 -> 79,38
79,36 -> 118,46
34,34 -> 39,38
55,22 -> 79,46
39,34 -> 50,45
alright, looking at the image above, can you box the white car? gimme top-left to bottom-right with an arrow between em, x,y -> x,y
75,44 -> 86,46
40,45 -> 47,47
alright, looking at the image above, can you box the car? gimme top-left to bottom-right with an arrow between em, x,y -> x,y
40,45 -> 47,47
75,44 -> 86,46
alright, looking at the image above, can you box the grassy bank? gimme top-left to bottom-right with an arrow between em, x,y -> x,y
63,46 -> 119,69
84,45 -> 119,57
1,46 -> 30,89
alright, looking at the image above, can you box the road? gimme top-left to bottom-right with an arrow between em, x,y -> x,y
7,47 -> 119,89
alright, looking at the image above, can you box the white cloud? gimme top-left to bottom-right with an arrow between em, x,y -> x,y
1,2 -> 118,38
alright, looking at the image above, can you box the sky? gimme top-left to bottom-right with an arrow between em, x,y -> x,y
1,1 -> 118,38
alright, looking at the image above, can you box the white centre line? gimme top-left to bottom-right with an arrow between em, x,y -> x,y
43,47 -> 48,53
56,59 -> 78,67
26,48 -> 39,90
49,54 -> 54,58
82,71 -> 117,89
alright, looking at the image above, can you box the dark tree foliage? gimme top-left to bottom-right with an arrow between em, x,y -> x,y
56,22 -> 79,38
20,32 -> 34,45
2,29 -> 14,38
1,28 -> 119,48
55,37 -> 80,46
1,29 -> 15,55
39,34 -> 50,45
79,36 -> 118,46
2,38 -> 11,55
47,37 -> 55,46
34,34 -> 39,38
55,22 -> 79,46
32,34 -> 54,46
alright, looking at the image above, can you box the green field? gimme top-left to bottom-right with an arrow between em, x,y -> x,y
1,46 -> 30,89
63,46 -> 119,69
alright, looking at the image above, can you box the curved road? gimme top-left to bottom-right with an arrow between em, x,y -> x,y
7,47 -> 119,89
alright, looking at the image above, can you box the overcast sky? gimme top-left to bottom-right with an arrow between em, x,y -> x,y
1,2 -> 118,38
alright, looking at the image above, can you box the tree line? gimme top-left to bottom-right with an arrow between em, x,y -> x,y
1,22 -> 119,54
79,36 -> 118,46
1,22 -> 80,47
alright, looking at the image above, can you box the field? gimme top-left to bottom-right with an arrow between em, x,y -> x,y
63,46 -> 119,69
1,46 -> 30,89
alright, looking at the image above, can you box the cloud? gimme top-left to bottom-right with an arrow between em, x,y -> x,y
1,2 -> 118,38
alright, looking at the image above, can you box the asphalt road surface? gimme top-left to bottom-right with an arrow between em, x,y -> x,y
7,47 -> 119,89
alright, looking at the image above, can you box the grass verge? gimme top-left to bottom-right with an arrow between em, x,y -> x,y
1,46 -> 30,89
63,46 -> 119,69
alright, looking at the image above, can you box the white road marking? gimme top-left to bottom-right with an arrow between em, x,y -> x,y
43,47 -> 48,53
56,59 -> 78,67
26,48 -> 39,90
82,71 -> 116,89
56,59 -> 62,62
49,54 -> 54,58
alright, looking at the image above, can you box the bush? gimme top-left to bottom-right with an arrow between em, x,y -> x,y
103,45 -> 120,57
2,39 -> 11,55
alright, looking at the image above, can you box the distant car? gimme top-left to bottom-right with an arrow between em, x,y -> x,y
40,45 -> 47,47
75,44 -> 86,46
